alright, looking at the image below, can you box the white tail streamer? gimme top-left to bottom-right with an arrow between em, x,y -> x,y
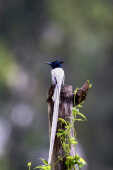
48,68 -> 64,165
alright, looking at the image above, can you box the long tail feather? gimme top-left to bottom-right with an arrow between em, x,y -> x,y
48,83 -> 62,164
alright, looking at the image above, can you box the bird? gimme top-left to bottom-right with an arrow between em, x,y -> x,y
46,60 -> 65,165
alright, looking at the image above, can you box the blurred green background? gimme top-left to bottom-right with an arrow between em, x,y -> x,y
0,0 -> 113,170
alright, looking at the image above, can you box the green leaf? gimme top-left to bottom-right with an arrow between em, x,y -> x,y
40,158 -> 48,165
57,132 -> 63,137
73,118 -> 86,122
57,129 -> 65,137
69,137 -> 78,145
34,165 -> 51,170
87,80 -> 92,88
74,154 -> 80,161
58,118 -> 68,125
74,88 -> 79,95
62,143 -> 70,153
34,159 -> 51,170
72,107 -> 78,113
72,107 -> 79,117
27,162 -> 32,167
78,157 -> 87,168
77,112 -> 87,120
77,104 -> 83,108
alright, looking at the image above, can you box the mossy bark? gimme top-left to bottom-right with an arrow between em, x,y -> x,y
47,81 -> 89,170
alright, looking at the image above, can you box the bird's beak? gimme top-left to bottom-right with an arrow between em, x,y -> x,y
60,61 -> 64,64
44,62 -> 51,65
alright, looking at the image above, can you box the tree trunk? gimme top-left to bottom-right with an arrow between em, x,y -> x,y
47,81 -> 89,170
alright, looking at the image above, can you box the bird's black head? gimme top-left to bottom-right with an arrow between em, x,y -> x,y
46,60 -> 64,69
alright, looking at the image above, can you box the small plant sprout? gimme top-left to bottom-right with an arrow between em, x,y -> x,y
34,158 -> 51,170
87,80 -> 92,89
27,161 -> 32,170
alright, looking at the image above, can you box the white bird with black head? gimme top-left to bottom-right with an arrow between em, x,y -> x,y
46,60 -> 65,165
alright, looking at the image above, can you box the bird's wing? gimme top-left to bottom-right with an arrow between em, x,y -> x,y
51,70 -> 57,85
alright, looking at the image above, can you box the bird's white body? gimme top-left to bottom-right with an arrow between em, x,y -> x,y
51,68 -> 64,86
48,67 -> 65,165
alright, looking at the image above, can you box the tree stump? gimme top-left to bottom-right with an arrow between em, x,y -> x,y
47,81 -> 89,170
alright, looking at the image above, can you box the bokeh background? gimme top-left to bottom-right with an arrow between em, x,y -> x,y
0,0 -> 113,170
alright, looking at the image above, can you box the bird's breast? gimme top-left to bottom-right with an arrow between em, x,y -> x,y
51,68 -> 64,85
